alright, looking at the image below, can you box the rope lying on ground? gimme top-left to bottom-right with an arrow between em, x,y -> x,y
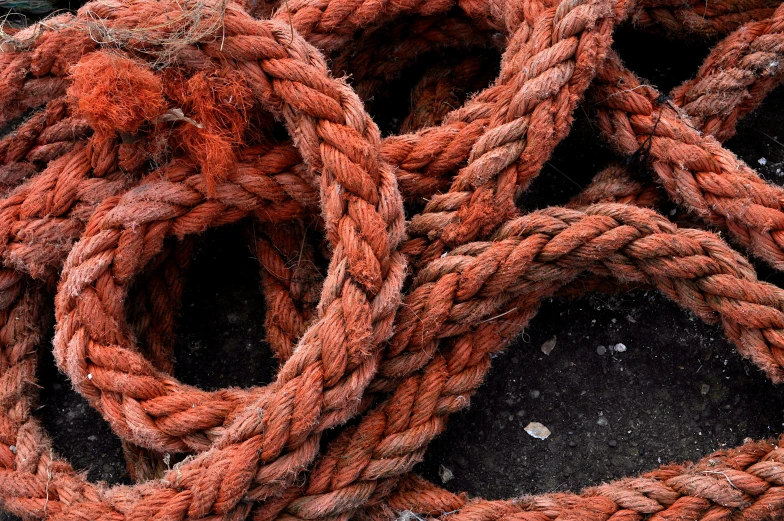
255,0 -> 784,375
370,435 -> 784,521
47,0 -> 623,465
244,7 -> 784,512
2,0 -> 784,519
571,0 -> 784,210
0,6 -> 612,508
632,0 -> 781,35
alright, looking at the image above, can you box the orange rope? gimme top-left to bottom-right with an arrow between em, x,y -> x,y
0,0 -> 784,520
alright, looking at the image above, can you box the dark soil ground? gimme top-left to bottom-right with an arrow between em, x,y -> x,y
4,16 -> 784,521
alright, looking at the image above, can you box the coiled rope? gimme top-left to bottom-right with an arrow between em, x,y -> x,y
1,0 -> 784,519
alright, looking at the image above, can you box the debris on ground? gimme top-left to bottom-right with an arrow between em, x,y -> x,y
524,422 -> 552,440
439,464 -> 454,483
541,336 -> 557,355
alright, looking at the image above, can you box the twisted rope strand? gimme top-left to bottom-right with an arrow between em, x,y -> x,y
249,219 -> 322,362
671,1 -> 784,141
574,1 -> 784,210
143,0 -> 784,383
404,0 -> 620,264
254,203 -> 784,521
45,0 -> 621,455
40,1 -> 406,518
4,0 -> 784,520
632,0 -> 781,36
390,436 -> 784,521
589,50 -> 784,270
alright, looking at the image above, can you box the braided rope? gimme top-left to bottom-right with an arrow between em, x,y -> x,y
249,219 -> 322,362
3,0 -> 784,520
253,203 -> 784,520
383,437 -> 784,521
41,0 -> 622,459
403,0 -> 619,264
571,0 -> 784,211
1,0 -> 624,458
589,50 -> 784,269
671,1 -> 784,142
4,0 -> 779,275
632,0 -> 781,35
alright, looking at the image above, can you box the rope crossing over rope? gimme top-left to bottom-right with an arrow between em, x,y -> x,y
1,0 -> 784,519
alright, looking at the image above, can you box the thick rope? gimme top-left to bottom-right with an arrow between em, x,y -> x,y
589,50 -> 784,270
571,0 -> 784,208
632,0 -> 781,36
402,0 -> 620,265
3,0 -> 784,520
253,203 -> 784,520
42,0 -> 622,458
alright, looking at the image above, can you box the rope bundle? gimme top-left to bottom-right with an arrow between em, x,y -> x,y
1,0 -> 784,519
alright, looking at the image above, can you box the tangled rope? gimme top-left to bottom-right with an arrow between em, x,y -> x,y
2,0 -> 784,519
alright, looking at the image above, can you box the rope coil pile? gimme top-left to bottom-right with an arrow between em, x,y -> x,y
2,0 -> 784,519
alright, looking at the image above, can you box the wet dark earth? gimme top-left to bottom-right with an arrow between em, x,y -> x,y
5,18 -> 784,521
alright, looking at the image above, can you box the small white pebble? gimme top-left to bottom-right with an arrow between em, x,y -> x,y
87,373 -> 93,380
9,445 -> 16,454
614,343 -> 627,353
524,422 -> 551,440
439,464 -> 454,483
597,416 -> 609,427
540,336 -> 557,355
759,157 -> 768,166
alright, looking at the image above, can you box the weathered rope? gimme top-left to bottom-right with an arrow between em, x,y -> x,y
363,436 -> 784,521
250,9 -> 784,512
2,0 -> 784,520
632,0 -> 781,35
255,203 -> 784,521
587,51 -> 784,271
573,0 -> 784,209
44,0 -> 621,460
257,0 -> 784,372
